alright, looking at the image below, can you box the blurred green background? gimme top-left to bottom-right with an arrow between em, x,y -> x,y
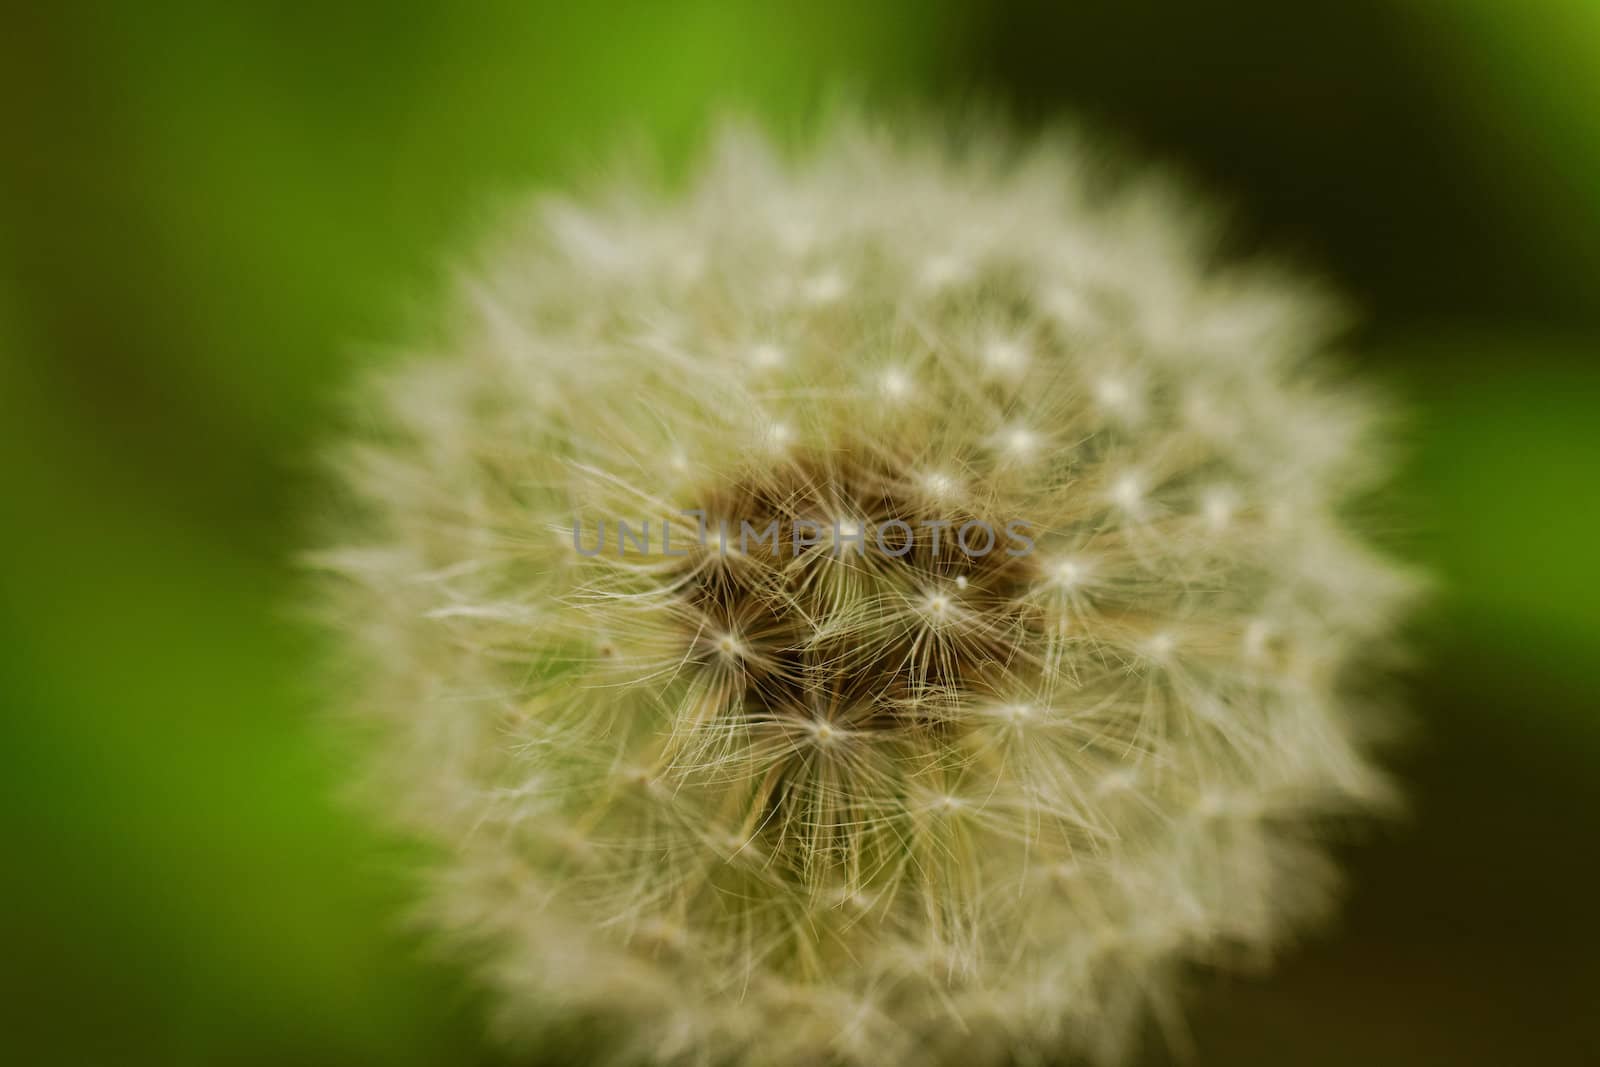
2,2 -> 1596,1064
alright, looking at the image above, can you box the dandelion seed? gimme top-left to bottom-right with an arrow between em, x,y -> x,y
1043,285 -> 1092,327
1000,703 -> 1032,727
750,343 -> 785,370
1143,631 -> 1178,663
1094,376 -> 1143,422
921,470 -> 957,499
982,338 -> 1029,378
1110,472 -> 1145,515
761,420 -> 793,451
803,271 -> 847,305
1201,486 -> 1238,531
880,367 -> 912,401
1243,618 -> 1276,661
919,254 -> 969,289
1002,426 -> 1038,460
1052,558 -> 1088,589
809,720 -> 843,746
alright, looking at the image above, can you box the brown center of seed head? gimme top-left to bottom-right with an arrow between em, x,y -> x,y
677,451 -> 1038,737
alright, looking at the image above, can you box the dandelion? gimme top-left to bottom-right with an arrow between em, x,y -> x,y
311,115 -> 1416,1066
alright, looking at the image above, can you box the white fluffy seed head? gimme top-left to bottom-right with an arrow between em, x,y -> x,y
312,116 -> 1417,1067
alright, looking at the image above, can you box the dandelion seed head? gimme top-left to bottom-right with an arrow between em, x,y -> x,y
314,115 -> 1416,1067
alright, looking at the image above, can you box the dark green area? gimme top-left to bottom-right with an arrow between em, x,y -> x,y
3,3 -> 1595,1064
